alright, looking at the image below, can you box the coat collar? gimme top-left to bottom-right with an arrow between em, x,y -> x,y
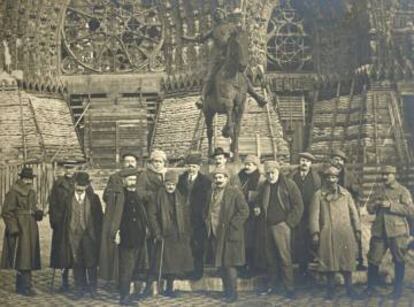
12,180 -> 33,196
320,185 -> 347,199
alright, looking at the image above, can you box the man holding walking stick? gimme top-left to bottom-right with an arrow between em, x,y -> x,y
1,166 -> 43,296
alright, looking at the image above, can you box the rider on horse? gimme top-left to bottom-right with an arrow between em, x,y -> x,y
183,8 -> 268,109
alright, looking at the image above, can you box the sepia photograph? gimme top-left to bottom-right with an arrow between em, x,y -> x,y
0,0 -> 413,306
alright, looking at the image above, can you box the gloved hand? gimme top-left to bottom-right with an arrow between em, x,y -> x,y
34,209 -> 44,222
312,233 -> 319,248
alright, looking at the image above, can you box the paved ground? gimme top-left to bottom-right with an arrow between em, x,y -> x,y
0,221 -> 413,306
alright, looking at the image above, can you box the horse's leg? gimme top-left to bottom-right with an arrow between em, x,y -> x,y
231,95 -> 246,162
222,99 -> 234,139
204,109 -> 215,157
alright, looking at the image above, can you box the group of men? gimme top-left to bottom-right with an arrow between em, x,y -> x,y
1,147 -> 413,305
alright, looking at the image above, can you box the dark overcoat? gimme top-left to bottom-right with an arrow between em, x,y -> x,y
309,186 -> 360,272
204,184 -> 249,267
177,171 -> 211,243
253,175 -> 304,270
148,188 -> 194,274
137,168 -> 164,208
49,176 -> 74,268
1,180 -> 41,270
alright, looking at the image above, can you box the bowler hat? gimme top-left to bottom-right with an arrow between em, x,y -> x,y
119,168 -> 138,178
381,165 -> 397,174
18,167 -> 36,179
164,170 -> 179,183
186,153 -> 202,165
331,149 -> 347,162
298,152 -> 316,162
74,172 -> 90,186
211,147 -> 230,158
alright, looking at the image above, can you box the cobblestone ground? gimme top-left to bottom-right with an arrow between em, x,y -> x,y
0,221 -> 413,307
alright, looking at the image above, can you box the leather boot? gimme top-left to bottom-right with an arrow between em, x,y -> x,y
388,262 -> 405,300
364,264 -> 380,297
325,273 -> 336,300
343,271 -> 364,300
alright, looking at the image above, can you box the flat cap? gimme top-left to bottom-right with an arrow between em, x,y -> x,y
212,167 -> 230,177
186,153 -> 202,165
323,166 -> 340,177
164,170 -> 179,183
119,168 -> 138,178
121,152 -> 139,160
331,149 -> 347,161
381,165 -> 397,174
298,152 -> 316,162
263,160 -> 280,172
244,155 -> 260,166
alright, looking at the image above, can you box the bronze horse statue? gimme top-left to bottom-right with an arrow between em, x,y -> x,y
201,30 -> 268,161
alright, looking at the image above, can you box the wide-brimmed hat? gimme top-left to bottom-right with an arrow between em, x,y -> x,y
211,147 -> 230,158
298,152 -> 316,162
74,172 -> 90,186
331,149 -> 347,162
18,167 -> 36,179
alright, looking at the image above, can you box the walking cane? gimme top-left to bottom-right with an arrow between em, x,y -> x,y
157,238 -> 165,295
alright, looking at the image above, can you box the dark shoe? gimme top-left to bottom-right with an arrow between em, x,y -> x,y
162,289 -> 180,298
223,293 -> 238,303
119,295 -> 136,306
286,290 -> 296,299
346,288 -> 365,300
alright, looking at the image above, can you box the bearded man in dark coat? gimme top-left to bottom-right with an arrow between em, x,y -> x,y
148,170 -> 194,298
205,168 -> 249,303
288,152 -> 321,281
113,169 -> 149,306
62,172 -> 103,298
177,153 -> 211,280
1,167 -> 43,296
48,160 -> 81,292
99,152 -> 139,284
253,161 -> 304,299
237,154 -> 265,276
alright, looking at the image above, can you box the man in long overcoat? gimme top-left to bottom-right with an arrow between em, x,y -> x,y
137,149 -> 168,297
49,161 -> 80,292
253,161 -> 303,299
148,170 -> 194,298
177,153 -> 211,280
1,167 -> 43,296
309,166 -> 362,300
204,168 -> 249,303
288,152 -> 321,281
64,172 -> 103,298
237,154 -> 265,276
113,169 -> 149,305
365,165 -> 414,300
99,152 -> 139,284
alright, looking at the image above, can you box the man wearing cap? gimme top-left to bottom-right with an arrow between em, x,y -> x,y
253,160 -> 303,299
177,153 -> 211,280
49,160 -> 81,292
59,172 -> 103,298
365,165 -> 414,299
148,170 -> 194,298
113,169 -> 149,305
210,147 -> 241,187
100,152 -> 139,284
309,166 -> 362,300
329,149 -> 365,270
205,168 -> 249,303
137,149 -> 168,297
237,154 -> 265,276
1,167 -> 43,296
288,152 -> 321,281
